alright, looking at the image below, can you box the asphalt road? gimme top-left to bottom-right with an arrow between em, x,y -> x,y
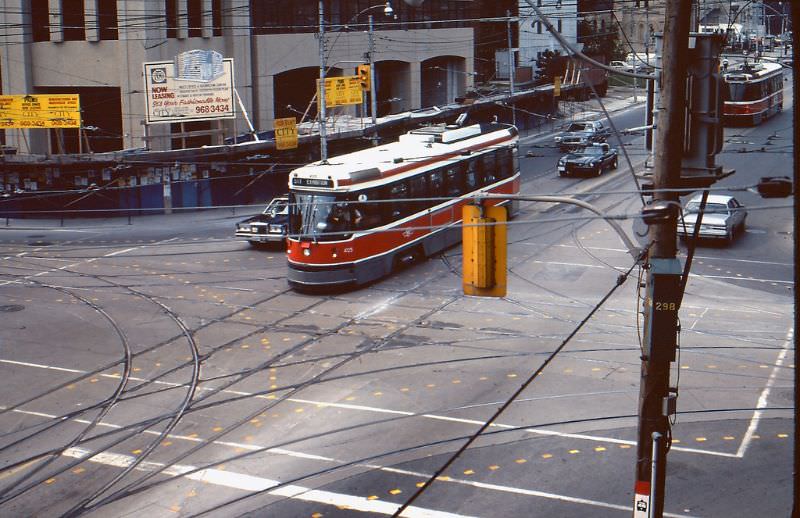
0,80 -> 793,517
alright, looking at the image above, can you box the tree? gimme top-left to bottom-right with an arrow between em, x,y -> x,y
577,19 -> 622,63
534,49 -> 564,86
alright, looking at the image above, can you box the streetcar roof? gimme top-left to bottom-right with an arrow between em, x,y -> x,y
723,61 -> 783,82
289,123 -> 517,190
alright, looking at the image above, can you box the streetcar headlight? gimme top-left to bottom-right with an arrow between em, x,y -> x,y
303,248 -> 311,257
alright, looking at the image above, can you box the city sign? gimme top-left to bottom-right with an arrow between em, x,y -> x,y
143,50 -> 235,124
274,117 -> 298,150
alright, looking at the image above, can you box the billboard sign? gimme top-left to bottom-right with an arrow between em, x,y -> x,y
0,94 -> 81,129
317,76 -> 363,108
144,50 -> 235,124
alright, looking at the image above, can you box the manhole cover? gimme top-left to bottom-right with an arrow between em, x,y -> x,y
27,241 -> 53,246
0,304 -> 24,313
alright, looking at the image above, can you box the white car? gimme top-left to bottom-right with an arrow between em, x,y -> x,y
678,194 -> 747,243
610,60 -> 635,72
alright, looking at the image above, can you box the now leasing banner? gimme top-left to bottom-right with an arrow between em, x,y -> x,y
144,51 -> 235,124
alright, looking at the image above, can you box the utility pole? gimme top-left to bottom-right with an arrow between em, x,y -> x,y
318,0 -> 328,162
790,6 -> 799,518
633,2 -> 692,517
506,10 -> 516,127
368,13 -> 379,145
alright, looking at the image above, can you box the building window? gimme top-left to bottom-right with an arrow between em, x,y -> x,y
188,0 -> 202,37
31,0 -> 50,42
62,0 -> 86,41
212,0 -> 223,36
98,2 -> 119,40
557,19 -> 562,33
166,0 -> 177,38
537,21 -> 542,34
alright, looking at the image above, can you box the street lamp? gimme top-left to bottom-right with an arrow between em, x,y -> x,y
318,2 -> 393,160
360,3 -> 394,145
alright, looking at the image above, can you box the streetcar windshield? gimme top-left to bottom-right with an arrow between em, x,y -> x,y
290,193 -> 352,241
725,82 -> 746,101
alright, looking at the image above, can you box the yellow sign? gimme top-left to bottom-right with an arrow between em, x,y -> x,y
274,117 -> 298,150
317,76 -> 363,108
554,76 -> 562,97
0,94 -> 81,128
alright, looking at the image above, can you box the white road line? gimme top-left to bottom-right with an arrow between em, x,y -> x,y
736,327 -> 794,458
373,466 -> 698,518
2,404 -> 726,515
517,259 -> 793,285
692,273 -> 794,285
105,247 -> 138,257
62,447 -> 474,518
1,358 -> 742,458
0,237 -> 179,286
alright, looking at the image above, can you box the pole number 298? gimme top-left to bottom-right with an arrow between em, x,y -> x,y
654,301 -> 677,311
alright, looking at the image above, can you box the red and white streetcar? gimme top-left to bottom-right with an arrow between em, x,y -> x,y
722,60 -> 784,125
286,121 -> 520,290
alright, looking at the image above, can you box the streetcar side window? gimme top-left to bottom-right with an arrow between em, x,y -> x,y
745,82 -> 762,101
496,148 -> 513,179
408,174 -> 428,213
388,181 -> 409,220
465,160 -> 478,190
482,151 -> 497,185
444,164 -> 464,198
428,170 -> 444,195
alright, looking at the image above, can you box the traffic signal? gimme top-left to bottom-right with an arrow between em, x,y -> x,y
462,204 -> 507,297
357,64 -> 371,91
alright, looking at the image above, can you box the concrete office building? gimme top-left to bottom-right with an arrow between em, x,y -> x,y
0,1 -> 480,154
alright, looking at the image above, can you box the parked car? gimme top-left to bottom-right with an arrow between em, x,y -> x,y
557,143 -> 618,177
610,60 -> 635,73
235,196 -> 289,246
554,120 -> 611,151
678,194 -> 747,243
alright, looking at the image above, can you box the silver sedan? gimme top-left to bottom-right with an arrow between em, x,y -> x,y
678,194 -> 747,243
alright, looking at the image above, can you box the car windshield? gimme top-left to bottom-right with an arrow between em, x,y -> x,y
582,147 -> 603,156
263,198 -> 288,216
289,193 -> 353,241
566,123 -> 590,132
685,201 -> 728,215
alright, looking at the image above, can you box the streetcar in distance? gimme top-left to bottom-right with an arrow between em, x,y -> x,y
286,121 -> 520,290
722,60 -> 783,125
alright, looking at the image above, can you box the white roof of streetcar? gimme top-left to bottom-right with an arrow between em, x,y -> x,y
289,122 -> 517,191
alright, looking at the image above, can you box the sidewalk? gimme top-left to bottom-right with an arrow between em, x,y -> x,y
520,85 -> 645,146
564,84 -> 646,121
0,205 -> 253,231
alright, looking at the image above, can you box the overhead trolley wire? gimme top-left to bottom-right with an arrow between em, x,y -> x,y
391,244 -> 650,516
